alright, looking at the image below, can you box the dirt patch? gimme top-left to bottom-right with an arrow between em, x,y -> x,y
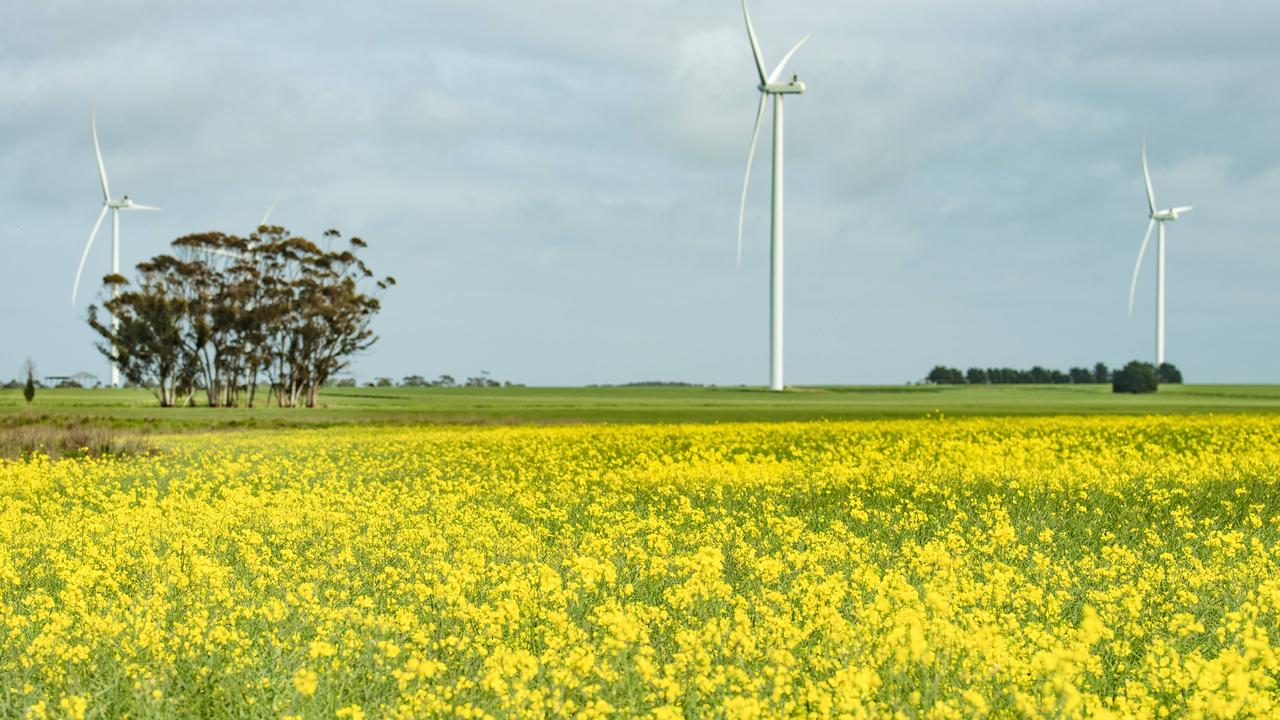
0,420 -> 154,460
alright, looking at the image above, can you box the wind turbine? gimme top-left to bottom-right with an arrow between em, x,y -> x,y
72,112 -> 160,388
1128,140 -> 1193,367
736,0 -> 810,392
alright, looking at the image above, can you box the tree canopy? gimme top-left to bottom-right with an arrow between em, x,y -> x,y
1112,361 -> 1160,394
926,362 -> 1182,387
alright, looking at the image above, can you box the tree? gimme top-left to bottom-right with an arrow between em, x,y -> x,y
1068,367 -> 1093,384
926,366 -> 965,385
22,359 -> 36,404
1157,363 -> 1183,384
274,230 -> 394,408
1093,362 -> 1110,384
402,375 -> 428,387
88,271 -> 193,407
1113,361 -> 1158,394
434,374 -> 456,388
169,232 -> 267,408
966,368 -> 989,385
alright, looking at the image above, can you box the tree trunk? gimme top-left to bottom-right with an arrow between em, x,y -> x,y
155,374 -> 170,407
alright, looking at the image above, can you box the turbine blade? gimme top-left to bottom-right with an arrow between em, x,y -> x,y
1172,206 -> 1194,214
767,34 -> 811,84
92,112 -> 110,202
1142,140 -> 1156,217
127,203 -> 161,211
742,0 -> 768,86
737,93 -> 768,268
73,205 -> 110,304
260,198 -> 278,228
1128,219 -> 1156,316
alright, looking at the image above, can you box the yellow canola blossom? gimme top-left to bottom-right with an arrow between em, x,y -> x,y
0,415 -> 1278,718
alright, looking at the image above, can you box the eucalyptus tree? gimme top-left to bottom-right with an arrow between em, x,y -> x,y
87,268 -> 192,407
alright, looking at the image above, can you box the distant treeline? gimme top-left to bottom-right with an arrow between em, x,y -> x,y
362,374 -> 524,389
3,378 -> 86,389
586,381 -> 708,388
927,363 -> 1183,385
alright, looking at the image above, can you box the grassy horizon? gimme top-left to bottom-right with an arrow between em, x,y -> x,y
2,383 -> 1279,432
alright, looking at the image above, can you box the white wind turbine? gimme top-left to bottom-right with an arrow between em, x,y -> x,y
735,0 -> 810,392
72,112 -> 160,388
1128,140 -> 1193,367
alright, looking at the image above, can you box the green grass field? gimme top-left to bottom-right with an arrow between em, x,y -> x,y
3,383 -> 1280,430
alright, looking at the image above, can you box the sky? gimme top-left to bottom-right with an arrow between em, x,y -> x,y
3,0 -> 1278,386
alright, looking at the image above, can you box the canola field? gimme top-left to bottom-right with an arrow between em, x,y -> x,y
1,415 -> 1279,719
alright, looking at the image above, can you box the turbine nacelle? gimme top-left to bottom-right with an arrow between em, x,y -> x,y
106,195 -> 159,211
1151,206 -> 1193,222
761,78 -> 806,94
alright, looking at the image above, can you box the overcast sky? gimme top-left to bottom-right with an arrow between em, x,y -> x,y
3,0 -> 1278,386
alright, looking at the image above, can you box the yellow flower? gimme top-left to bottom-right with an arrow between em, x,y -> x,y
57,696 -> 87,720
335,705 -> 365,720
309,640 -> 336,659
292,667 -> 318,697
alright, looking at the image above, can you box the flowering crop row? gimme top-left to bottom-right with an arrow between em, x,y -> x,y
1,415 -> 1278,718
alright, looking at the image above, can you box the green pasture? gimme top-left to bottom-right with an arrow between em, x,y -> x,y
2,383 -> 1279,430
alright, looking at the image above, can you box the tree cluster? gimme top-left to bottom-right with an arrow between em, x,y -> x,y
928,362 -> 1182,386
88,227 -> 394,408
309,373 -> 523,389
374,374 -> 522,388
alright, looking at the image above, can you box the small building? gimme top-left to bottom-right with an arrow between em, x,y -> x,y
43,371 -> 101,388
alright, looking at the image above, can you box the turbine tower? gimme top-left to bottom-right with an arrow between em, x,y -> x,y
736,0 -> 810,392
72,112 -> 160,388
1128,140 -> 1193,367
